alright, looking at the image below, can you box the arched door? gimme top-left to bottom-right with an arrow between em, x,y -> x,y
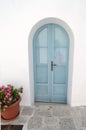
33,24 -> 69,103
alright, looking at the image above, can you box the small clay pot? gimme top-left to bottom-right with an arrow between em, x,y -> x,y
1,97 -> 21,120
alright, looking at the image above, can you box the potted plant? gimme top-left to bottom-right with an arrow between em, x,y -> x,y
0,84 -> 23,120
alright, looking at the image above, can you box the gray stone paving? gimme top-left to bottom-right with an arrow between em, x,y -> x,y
21,106 -> 33,116
59,118 -> 76,130
1,103 -> 86,130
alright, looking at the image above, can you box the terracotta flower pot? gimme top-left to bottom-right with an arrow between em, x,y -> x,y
1,97 -> 21,120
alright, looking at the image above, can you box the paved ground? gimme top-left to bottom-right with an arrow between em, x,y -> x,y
1,103 -> 86,130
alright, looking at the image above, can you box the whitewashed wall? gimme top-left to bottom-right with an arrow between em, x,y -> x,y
0,0 -> 86,106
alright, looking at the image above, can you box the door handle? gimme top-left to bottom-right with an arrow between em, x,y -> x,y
51,61 -> 56,71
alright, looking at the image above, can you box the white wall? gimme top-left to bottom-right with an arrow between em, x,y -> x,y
0,0 -> 86,106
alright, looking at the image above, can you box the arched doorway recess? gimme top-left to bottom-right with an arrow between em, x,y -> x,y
28,18 -> 74,105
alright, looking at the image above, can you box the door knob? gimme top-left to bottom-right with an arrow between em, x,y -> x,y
51,61 -> 56,71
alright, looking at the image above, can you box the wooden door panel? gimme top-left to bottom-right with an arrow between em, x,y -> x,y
33,24 -> 69,103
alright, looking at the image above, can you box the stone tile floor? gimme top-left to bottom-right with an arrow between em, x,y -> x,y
1,103 -> 86,130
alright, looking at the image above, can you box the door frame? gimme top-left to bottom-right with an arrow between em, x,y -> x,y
28,17 -> 74,105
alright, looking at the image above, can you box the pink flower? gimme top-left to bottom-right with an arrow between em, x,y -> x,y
7,86 -> 11,90
6,92 -> 10,96
7,89 -> 10,92
0,102 -> 2,105
5,95 -> 8,98
9,97 -> 12,101
2,85 -> 5,89
4,105 -> 8,108
5,91 -> 8,95
4,97 -> 6,101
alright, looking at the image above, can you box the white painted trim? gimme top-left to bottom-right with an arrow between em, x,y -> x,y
28,17 -> 74,105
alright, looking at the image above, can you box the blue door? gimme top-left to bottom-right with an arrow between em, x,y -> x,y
33,24 -> 69,103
